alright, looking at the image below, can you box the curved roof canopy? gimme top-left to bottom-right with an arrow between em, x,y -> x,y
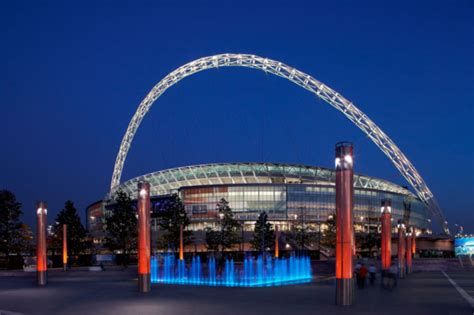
109,162 -> 416,200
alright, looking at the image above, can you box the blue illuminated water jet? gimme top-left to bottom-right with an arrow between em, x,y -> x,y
150,254 -> 312,287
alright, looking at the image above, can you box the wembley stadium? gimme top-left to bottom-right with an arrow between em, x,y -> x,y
87,162 -> 431,249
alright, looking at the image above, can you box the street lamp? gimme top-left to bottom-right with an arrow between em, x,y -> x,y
241,223 -> 244,252
300,205 -> 305,253
290,214 -> 300,253
317,220 -> 322,260
179,212 -> 185,261
396,220 -> 406,278
218,212 -> 224,252
260,212 -> 265,256
454,224 -> 463,235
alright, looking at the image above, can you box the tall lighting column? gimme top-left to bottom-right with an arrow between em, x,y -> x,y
380,199 -> 392,272
412,231 -> 416,255
36,201 -> 48,286
397,221 -> 406,278
62,224 -> 68,271
335,142 -> 354,306
275,225 -> 279,258
138,182 -> 151,293
406,227 -> 413,274
179,224 -> 184,261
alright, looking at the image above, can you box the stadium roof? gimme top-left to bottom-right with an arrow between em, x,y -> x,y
109,162 -> 416,200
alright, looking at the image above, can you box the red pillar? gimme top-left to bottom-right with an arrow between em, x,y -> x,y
179,224 -> 184,261
36,201 -> 47,286
380,199 -> 392,271
397,221 -> 406,278
62,224 -> 68,271
405,227 -> 413,274
275,225 -> 279,258
335,142 -> 354,306
138,182 -> 151,293
412,232 -> 416,255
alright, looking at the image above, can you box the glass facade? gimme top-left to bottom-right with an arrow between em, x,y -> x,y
181,183 -> 429,231
98,163 -> 431,236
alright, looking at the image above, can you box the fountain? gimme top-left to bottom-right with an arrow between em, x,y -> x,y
150,254 -> 312,287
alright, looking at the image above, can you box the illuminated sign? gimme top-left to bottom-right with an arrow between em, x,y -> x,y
455,237 -> 474,256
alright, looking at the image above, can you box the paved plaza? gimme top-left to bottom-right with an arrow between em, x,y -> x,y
0,270 -> 472,315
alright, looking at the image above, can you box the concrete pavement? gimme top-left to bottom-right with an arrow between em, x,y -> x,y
0,270 -> 472,315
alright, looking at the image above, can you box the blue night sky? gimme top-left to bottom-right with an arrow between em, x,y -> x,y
1,1 -> 473,233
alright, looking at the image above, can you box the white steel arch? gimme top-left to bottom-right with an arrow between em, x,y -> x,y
110,53 -> 448,233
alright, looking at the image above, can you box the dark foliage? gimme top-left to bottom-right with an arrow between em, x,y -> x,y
156,194 -> 193,251
250,211 -> 275,252
105,191 -> 137,265
52,200 -> 88,261
205,198 -> 241,251
0,190 -> 31,267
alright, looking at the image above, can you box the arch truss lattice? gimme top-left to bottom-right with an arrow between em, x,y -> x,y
110,53 -> 448,233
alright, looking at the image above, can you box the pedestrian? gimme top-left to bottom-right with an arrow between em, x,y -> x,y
388,263 -> 398,287
369,263 -> 376,285
354,261 -> 362,287
359,263 -> 368,288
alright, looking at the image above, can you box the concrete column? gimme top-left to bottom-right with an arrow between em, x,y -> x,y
62,224 -> 68,271
397,221 -> 406,278
335,142 -> 354,306
138,182 -> 151,293
36,201 -> 47,286
406,227 -> 413,274
380,199 -> 392,272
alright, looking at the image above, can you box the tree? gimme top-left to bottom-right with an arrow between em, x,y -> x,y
204,227 -> 220,252
357,232 -> 380,258
285,224 -> 316,251
52,201 -> 87,260
105,191 -> 137,265
11,223 -> 33,255
321,214 -> 336,249
156,194 -> 193,252
251,211 -> 274,252
215,198 -> 241,251
0,190 -> 23,265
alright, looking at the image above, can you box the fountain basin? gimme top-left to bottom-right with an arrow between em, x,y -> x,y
151,254 -> 312,287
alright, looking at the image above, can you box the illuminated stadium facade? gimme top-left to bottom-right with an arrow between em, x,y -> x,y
86,53 -> 447,248
87,162 -> 431,248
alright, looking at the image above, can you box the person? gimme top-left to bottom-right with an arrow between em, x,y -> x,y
354,261 -> 362,287
369,263 -> 376,285
388,263 -> 398,287
359,263 -> 368,288
355,261 -> 362,271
